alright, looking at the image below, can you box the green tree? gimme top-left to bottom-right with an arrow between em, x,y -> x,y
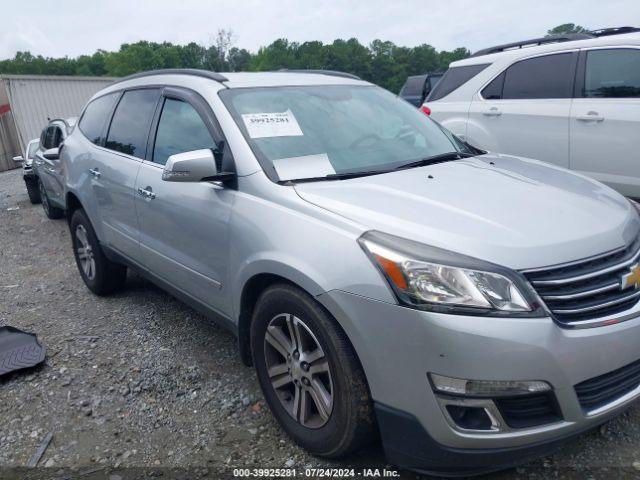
547,23 -> 589,36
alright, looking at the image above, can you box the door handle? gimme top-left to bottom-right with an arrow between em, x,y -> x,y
137,187 -> 156,199
483,107 -> 502,117
89,168 -> 101,178
576,111 -> 604,122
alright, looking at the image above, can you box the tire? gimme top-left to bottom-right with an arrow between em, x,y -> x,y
70,208 -> 127,295
25,178 -> 41,204
39,179 -> 64,219
251,284 -> 375,458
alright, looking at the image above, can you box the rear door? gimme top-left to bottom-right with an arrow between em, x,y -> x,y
467,52 -> 577,168
570,47 -> 640,196
90,88 -> 160,259
135,87 -> 234,314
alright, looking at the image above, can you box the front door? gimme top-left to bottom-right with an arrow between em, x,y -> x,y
135,93 -> 234,314
570,48 -> 640,197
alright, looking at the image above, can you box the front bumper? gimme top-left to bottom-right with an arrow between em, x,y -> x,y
318,290 -> 640,472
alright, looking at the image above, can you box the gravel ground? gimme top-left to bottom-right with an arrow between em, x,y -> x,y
2,167 -> 640,480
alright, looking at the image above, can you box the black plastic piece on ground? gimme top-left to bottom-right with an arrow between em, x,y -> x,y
0,326 -> 46,376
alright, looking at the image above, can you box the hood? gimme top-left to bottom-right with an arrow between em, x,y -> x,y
294,154 -> 639,270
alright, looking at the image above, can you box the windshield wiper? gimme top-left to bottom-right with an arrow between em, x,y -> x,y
394,151 -> 476,171
286,169 -> 393,183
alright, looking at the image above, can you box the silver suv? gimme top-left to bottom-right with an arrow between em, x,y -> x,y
60,69 -> 640,475
423,27 -> 640,198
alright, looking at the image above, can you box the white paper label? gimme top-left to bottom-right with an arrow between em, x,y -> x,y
241,110 -> 303,139
272,153 -> 336,181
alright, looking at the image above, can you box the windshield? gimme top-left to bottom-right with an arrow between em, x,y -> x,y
219,85 -> 471,181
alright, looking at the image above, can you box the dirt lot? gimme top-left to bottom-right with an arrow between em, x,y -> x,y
2,167 -> 640,480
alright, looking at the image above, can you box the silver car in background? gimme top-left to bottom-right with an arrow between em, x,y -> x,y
33,117 -> 76,219
57,69 -> 640,475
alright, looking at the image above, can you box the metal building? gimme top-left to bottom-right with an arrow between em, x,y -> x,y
0,75 -> 116,172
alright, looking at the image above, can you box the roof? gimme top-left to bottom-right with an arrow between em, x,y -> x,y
107,69 -> 369,93
452,31 -> 640,67
1,75 -> 115,147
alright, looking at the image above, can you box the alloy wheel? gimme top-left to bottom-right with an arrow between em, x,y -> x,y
75,224 -> 96,280
264,313 -> 334,428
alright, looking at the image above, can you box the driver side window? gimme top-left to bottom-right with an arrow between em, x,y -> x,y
152,98 -> 216,166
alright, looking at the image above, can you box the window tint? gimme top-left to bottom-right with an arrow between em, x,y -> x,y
79,93 -> 119,144
584,49 -> 640,98
105,89 -> 159,158
153,99 -> 215,166
481,72 -> 505,99
428,64 -> 490,101
501,53 -> 575,99
401,76 -> 426,96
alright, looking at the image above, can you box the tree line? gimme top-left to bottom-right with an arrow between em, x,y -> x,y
0,24 -> 586,93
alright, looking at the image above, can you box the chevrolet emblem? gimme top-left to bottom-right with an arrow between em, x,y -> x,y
621,264 -> 640,290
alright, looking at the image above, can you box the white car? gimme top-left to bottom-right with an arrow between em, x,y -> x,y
423,27 -> 640,198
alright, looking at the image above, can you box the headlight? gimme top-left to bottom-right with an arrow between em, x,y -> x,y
359,231 -> 542,316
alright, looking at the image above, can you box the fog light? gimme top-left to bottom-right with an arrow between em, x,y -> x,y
446,405 -> 493,430
430,373 -> 551,397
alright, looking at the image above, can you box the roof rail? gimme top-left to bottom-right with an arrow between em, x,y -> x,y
113,69 -> 228,85
590,26 -> 640,37
471,33 -> 593,57
277,69 -> 361,80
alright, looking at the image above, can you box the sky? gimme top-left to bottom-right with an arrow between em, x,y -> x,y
1,0 -> 639,60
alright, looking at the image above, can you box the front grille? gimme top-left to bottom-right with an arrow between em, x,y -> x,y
575,358 -> 640,411
495,393 -> 562,429
522,237 -> 640,324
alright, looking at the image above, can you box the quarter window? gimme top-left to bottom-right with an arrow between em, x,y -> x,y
152,98 -> 215,166
428,64 -> 490,101
584,49 -> 640,98
78,93 -> 119,145
500,53 -> 576,99
105,89 -> 159,158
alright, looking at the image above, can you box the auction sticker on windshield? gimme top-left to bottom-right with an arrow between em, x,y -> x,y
242,109 -> 303,138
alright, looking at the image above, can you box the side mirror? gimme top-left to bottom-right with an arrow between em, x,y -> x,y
12,155 -> 24,163
162,148 -> 235,183
43,148 -> 60,160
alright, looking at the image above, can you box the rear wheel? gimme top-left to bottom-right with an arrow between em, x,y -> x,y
39,179 -> 64,219
70,208 -> 127,295
251,284 -> 375,457
24,178 -> 41,204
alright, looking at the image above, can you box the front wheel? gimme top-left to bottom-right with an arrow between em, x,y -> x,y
24,178 -> 41,204
251,284 -> 375,457
39,179 -> 64,219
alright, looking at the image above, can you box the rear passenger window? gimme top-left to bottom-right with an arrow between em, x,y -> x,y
501,53 -> 575,99
152,98 -> 215,166
428,64 -> 490,101
106,89 -> 159,158
78,93 -> 119,145
584,49 -> 640,98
